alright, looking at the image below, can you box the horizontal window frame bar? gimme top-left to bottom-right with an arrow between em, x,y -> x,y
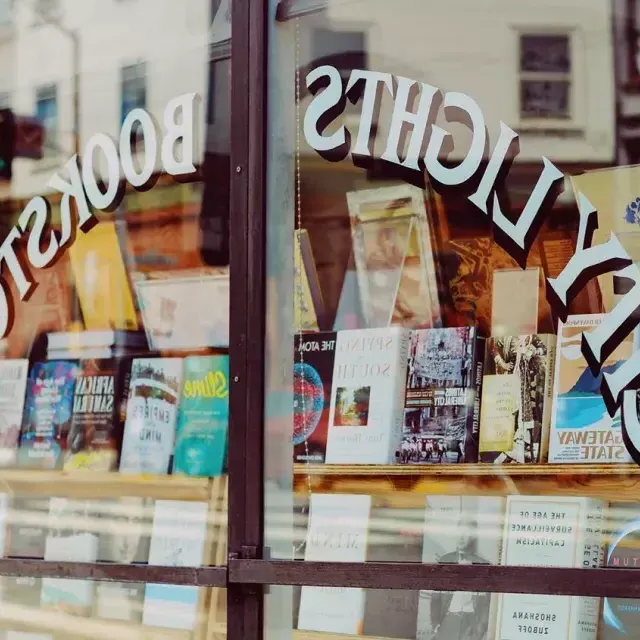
0,559 -> 227,587
228,559 -> 640,598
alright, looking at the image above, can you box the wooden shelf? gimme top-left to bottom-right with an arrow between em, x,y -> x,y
0,469 -> 213,501
294,632 -> 395,640
293,463 -> 640,503
0,601 -> 192,639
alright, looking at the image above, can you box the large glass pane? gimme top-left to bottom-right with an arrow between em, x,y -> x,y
0,0 -> 230,636
265,0 -> 640,636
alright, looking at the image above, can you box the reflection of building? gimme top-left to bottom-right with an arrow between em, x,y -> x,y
282,0 -> 616,329
10,0 -> 212,199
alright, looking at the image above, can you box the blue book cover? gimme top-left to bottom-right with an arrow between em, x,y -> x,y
172,355 -> 229,477
18,361 -> 79,469
603,503 -> 640,638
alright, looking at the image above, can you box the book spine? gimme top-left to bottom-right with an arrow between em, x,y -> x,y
539,337 -> 556,463
548,323 -> 564,463
571,500 -> 604,640
466,334 -> 485,463
390,330 -> 410,464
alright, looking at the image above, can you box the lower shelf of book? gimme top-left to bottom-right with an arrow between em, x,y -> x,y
292,463 -> 640,502
0,469 -> 213,500
294,632 -> 394,640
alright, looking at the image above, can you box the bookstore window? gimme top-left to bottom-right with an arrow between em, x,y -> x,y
264,0 -> 640,638
0,0 -> 230,637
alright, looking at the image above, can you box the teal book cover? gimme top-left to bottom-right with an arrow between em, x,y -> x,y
172,355 -> 229,477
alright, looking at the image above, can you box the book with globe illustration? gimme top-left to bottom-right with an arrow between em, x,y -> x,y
325,328 -> 410,464
293,332 -> 336,464
172,355 -> 229,477
548,314 -> 634,463
402,327 -> 485,464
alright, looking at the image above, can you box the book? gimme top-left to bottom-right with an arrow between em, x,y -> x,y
94,582 -> 146,623
93,497 -> 151,623
347,185 -> 441,329
40,498 -> 99,616
6,496 -> 49,559
325,328 -> 410,464
601,503 -> 640,638
0,360 -> 28,466
549,315 -> 633,463
119,358 -> 184,474
173,355 -> 229,477
402,327 -> 485,464
64,358 -> 127,471
443,236 -> 555,336
47,330 -> 147,352
142,500 -> 209,631
96,497 -> 151,564
293,333 -> 336,464
479,335 -> 556,463
18,361 -> 79,469
294,229 -> 326,332
68,220 -> 139,331
494,495 -> 605,640
364,505 -> 422,639
491,268 -> 540,336
417,496 -> 505,640
133,268 -> 229,350
297,494 -> 371,634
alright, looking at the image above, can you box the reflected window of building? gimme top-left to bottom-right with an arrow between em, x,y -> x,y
34,83 -> 58,156
519,33 -> 571,119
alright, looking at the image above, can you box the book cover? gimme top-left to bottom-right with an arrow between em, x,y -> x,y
64,359 -> 124,471
68,220 -> 139,331
364,505 -> 423,639
119,358 -> 184,474
94,582 -> 146,623
347,185 -> 441,329
6,496 -> 49,559
142,500 -> 209,631
294,229 -> 326,332
549,315 -> 633,463
293,333 -> 336,464
479,335 -> 556,463
0,361 -> 28,466
601,503 -> 640,638
491,268 -> 540,336
96,497 -> 151,564
173,355 -> 229,477
93,497 -> 151,623
40,498 -> 99,616
443,237 -> 555,336
133,269 -> 229,350
417,496 -> 505,640
18,361 -> 79,469
495,495 -> 605,640
402,327 -> 485,464
325,328 -> 410,464
47,330 -> 147,352
297,493 -> 371,634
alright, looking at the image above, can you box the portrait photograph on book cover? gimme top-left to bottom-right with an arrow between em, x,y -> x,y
419,496 -> 501,640
480,335 -> 552,464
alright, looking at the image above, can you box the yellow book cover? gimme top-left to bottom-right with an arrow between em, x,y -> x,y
570,164 -> 640,313
479,373 -> 518,453
294,230 -> 319,331
69,222 -> 139,331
